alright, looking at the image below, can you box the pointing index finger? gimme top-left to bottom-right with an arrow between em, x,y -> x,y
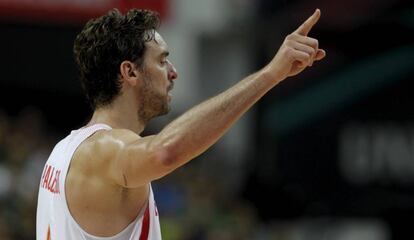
295,9 -> 321,36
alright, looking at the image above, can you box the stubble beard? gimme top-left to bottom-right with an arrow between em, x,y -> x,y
137,71 -> 170,124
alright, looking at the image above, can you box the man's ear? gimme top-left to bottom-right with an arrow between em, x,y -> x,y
120,60 -> 140,86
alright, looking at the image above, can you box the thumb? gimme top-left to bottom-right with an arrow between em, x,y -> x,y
315,49 -> 326,61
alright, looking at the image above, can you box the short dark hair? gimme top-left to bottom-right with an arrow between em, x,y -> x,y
73,9 -> 160,109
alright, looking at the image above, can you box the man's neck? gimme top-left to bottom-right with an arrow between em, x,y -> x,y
88,103 -> 146,134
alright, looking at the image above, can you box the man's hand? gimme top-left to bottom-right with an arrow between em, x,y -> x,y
267,9 -> 326,81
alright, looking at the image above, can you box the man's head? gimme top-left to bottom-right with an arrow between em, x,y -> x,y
73,9 -> 177,121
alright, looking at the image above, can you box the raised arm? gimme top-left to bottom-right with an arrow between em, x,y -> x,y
108,9 -> 326,188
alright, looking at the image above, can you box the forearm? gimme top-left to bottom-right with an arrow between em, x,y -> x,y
151,67 -> 283,168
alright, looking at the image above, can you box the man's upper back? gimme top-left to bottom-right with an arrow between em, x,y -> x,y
36,124 -> 161,239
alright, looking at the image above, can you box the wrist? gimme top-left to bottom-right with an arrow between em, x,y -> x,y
261,64 -> 286,85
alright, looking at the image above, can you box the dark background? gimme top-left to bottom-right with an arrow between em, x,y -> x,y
0,0 -> 413,239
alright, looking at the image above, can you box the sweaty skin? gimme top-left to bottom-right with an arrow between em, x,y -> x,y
66,9 -> 326,237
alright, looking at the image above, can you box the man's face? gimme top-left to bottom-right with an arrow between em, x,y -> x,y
138,32 -> 178,121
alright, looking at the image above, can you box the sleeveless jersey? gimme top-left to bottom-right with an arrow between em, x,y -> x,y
36,124 -> 162,240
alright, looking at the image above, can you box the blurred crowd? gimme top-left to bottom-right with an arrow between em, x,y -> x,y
0,107 -> 56,239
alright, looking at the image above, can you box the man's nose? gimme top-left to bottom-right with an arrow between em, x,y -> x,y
167,61 -> 178,81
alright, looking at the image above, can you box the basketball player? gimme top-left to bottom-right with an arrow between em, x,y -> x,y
36,8 -> 325,240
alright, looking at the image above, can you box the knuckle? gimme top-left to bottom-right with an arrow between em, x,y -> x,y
310,47 -> 316,55
285,48 -> 294,59
284,39 -> 293,46
310,38 -> 319,48
286,33 -> 296,40
314,39 -> 319,48
304,52 -> 311,60
284,47 -> 293,55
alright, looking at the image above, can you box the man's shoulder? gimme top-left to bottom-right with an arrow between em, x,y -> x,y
72,128 -> 141,170
90,128 -> 141,148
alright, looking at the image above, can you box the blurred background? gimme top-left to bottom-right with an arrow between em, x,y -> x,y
0,0 -> 413,239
